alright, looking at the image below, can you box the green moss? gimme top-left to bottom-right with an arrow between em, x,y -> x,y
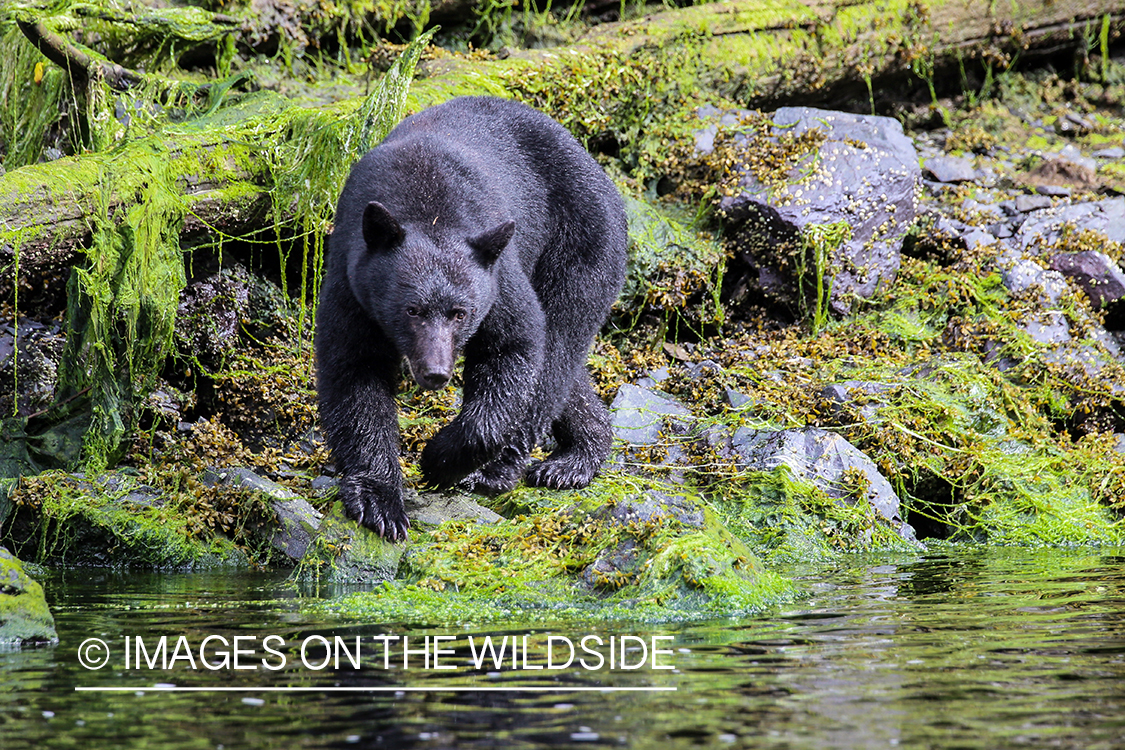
295,502 -> 404,584
0,545 -> 57,645
620,196 -> 725,327
4,470 -> 250,569
314,472 -> 802,624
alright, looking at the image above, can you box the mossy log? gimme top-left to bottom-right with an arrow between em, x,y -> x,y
2,0 -> 1124,272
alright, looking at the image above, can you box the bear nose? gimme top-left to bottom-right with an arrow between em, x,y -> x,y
418,370 -> 450,389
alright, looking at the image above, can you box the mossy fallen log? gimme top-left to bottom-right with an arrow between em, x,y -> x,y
4,0 -> 1124,268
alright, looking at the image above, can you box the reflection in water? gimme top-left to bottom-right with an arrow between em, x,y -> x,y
1,548 -> 1123,749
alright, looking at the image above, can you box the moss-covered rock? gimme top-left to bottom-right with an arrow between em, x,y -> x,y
295,501 -> 405,584
3,471 -> 251,569
0,545 -> 56,646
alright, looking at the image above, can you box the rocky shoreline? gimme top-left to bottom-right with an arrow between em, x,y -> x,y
4,65 -> 1125,637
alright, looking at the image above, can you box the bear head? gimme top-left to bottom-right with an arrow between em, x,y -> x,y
347,200 -> 516,390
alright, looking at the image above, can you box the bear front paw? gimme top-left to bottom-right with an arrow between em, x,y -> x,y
339,474 -> 410,542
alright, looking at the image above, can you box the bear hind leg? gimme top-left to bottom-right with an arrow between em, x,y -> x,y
463,444 -> 529,495
525,374 -> 612,490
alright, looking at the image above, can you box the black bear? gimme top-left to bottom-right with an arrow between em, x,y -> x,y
315,96 -> 628,541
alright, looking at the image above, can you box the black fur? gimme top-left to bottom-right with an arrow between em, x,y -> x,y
315,96 -> 627,541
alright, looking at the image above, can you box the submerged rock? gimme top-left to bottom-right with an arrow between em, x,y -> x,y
0,545 -> 57,646
710,106 -> 919,313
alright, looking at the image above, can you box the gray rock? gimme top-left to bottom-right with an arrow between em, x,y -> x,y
1057,144 -> 1098,173
1014,194 -> 1053,213
206,467 -> 322,561
1043,345 -> 1125,397
924,155 -> 978,183
583,539 -> 642,588
962,199 -> 1003,220
1036,185 -> 1071,198
0,320 -> 65,418
712,107 -> 919,312
1016,197 -> 1125,250
405,490 -> 503,526
724,389 -> 754,409
1000,257 -> 1069,305
731,427 -> 908,537
594,490 -> 705,529
1048,251 -> 1125,308
820,381 -> 893,422
1022,311 -> 1071,345
1093,146 -> 1124,160
611,384 -> 692,446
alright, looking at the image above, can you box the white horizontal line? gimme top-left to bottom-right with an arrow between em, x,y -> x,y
75,686 -> 677,693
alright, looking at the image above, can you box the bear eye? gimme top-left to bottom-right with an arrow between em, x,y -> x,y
451,308 -> 467,321
406,306 -> 420,317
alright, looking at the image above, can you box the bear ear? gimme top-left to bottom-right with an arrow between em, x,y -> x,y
468,220 -> 516,267
362,201 -> 405,251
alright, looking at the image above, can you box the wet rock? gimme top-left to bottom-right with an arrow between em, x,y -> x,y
1035,185 -> 1072,198
724,389 -> 755,409
712,107 -> 919,313
405,490 -> 503,526
1022,311 -> 1071,345
3,472 -> 250,569
1048,251 -> 1125,308
611,384 -> 692,446
1013,194 -> 1053,213
820,381 -> 893,422
1016,197 -> 1125,250
204,467 -> 322,562
174,266 -> 252,367
583,538 -> 642,588
593,490 -> 706,529
0,320 -> 65,418
730,426 -> 910,539
1043,345 -> 1125,398
0,545 -> 57,646
1000,257 -> 1069,305
311,475 -> 336,495
295,502 -> 404,584
924,155 -> 978,183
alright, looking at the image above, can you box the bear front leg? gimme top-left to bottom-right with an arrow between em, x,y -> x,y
317,332 -> 410,541
420,299 -> 544,489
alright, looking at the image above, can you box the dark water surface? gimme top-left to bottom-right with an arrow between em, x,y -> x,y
2,547 -> 1123,749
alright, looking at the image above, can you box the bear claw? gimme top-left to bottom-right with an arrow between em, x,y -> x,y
339,474 -> 410,542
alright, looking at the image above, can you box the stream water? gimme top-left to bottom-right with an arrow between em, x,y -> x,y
2,546 -> 1123,749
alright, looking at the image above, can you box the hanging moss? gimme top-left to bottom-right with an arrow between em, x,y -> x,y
39,29 -> 435,472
